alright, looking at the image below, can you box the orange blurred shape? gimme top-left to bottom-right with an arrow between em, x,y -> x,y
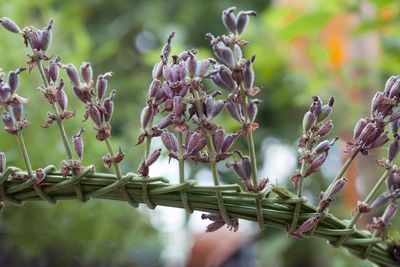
320,13 -> 357,69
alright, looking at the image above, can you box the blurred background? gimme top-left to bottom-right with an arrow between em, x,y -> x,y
0,0 -> 399,266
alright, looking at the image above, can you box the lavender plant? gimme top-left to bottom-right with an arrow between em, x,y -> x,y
0,7 -> 400,266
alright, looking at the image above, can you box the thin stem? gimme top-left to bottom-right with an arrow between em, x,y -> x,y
177,132 -> 185,183
16,133 -> 34,178
334,169 -> 391,247
289,159 -> 307,232
37,61 -> 73,160
104,138 -> 122,180
239,83 -> 258,188
332,149 -> 359,184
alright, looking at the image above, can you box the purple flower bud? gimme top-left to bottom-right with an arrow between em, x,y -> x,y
11,103 -> 23,122
152,62 -> 164,80
148,79 -> 161,99
0,84 -> 11,102
197,60 -> 210,77
0,152 -> 6,173
178,62 -> 186,81
186,52 -> 197,78
233,44 -> 242,63
8,71 -> 19,94
307,152 -> 328,175
388,76 -> 400,98
242,57 -> 255,90
73,86 -> 87,103
242,156 -> 252,180
186,132 -> 202,155
370,192 -> 391,210
221,133 -> 236,153
303,111 -> 316,133
236,10 -> 257,35
309,96 -> 322,117
48,61 -> 59,83
88,104 -> 102,127
382,202 -> 398,225
371,92 -> 383,114
390,120 -> 399,135
369,131 -> 389,149
158,113 -> 174,129
247,99 -> 260,123
318,120 -> 333,137
389,138 -> 400,162
226,99 -> 244,123
145,149 -> 161,167
161,132 -> 178,152
40,25 -> 52,51
294,215 -> 320,238
163,65 -> 172,81
353,118 -> 368,142
227,160 -> 249,181
171,64 -> 180,82
56,80 -> 68,111
161,32 -> 174,59
218,67 -> 236,92
0,17 -> 20,33
80,62 -> 93,84
35,168 -> 46,184
205,95 -> 224,119
2,111 -> 15,129
212,129 -> 225,153
212,42 -> 235,68
73,128 -> 84,160
96,73 -> 110,100
222,7 -> 237,33
140,106 -> 152,130
27,30 -> 43,50
66,64 -> 80,87
323,177 -> 347,201
387,172 -> 400,192
173,96 -> 184,118
313,140 -> 331,155
103,90 -> 115,122
212,75 -> 231,91
317,104 -> 333,122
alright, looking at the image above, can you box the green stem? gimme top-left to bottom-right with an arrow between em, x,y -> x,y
334,168 -> 391,247
333,149 -> 359,184
37,61 -> 73,160
16,133 -> 34,178
104,138 -> 122,180
239,83 -> 258,188
177,132 -> 184,183
289,159 -> 307,232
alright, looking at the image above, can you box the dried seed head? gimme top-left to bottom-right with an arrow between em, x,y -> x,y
302,111 -> 316,133
233,44 -> 242,63
0,17 -> 20,33
173,96 -> 184,118
221,133 -> 236,153
96,74 -> 109,100
103,90 -> 115,122
11,103 -> 24,122
186,132 -> 202,155
317,104 -> 333,122
387,76 -> 400,98
313,140 -> 332,155
0,152 -> 6,173
370,192 -> 391,210
80,62 -> 93,84
2,111 -> 15,129
222,7 -> 237,33
309,96 -> 322,117
236,10 -> 257,35
66,64 -> 80,87
212,42 -> 235,68
73,128 -> 84,160
226,99 -> 244,123
247,99 -> 260,123
161,132 -> 178,152
35,168 -> 46,185
197,59 -> 210,77
306,152 -> 328,176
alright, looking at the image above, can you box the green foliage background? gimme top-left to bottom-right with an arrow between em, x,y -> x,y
0,0 -> 400,266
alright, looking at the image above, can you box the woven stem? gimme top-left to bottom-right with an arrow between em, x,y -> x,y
0,167 -> 397,266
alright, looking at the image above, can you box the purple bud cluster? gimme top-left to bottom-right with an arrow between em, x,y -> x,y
0,69 -> 29,135
65,62 -> 115,142
201,213 -> 239,233
292,96 -> 336,187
